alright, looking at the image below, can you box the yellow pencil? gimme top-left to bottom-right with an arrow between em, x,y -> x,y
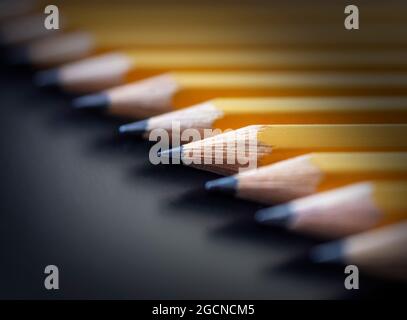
3,2 -> 407,44
206,152 -> 407,204
160,124 -> 407,175
255,181 -> 407,238
72,72 -> 407,119
119,97 -> 407,136
11,24 -> 407,66
35,50 -> 407,92
311,222 -> 407,281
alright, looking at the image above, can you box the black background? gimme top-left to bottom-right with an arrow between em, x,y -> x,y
1,64 -> 407,299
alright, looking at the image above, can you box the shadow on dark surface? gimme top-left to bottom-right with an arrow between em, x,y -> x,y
129,163 -> 218,186
44,108 -> 123,132
167,188 -> 262,218
86,134 -> 151,160
209,217 -> 317,249
263,245 -> 407,300
1,63 -> 406,300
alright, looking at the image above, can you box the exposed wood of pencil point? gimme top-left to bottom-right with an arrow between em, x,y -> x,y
311,222 -> 407,280
205,152 -> 407,204
171,124 -> 407,175
256,181 -> 407,238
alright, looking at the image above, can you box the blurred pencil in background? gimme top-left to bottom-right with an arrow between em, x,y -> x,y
71,72 -> 407,119
255,181 -> 407,237
34,50 -> 407,93
205,152 -> 407,203
311,222 -> 407,281
8,26 -> 407,66
3,1 -> 407,46
119,97 -> 407,137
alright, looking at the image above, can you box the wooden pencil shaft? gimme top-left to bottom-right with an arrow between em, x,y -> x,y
143,97 -> 407,135
85,27 -> 407,47
256,181 -> 407,238
257,124 -> 407,164
55,50 -> 407,93
104,72 -> 407,118
126,50 -> 407,68
4,3 -> 407,47
16,1 -> 407,23
289,181 -> 407,221
307,152 -> 407,192
278,181 -> 407,238
23,25 -> 407,66
342,222 -> 407,279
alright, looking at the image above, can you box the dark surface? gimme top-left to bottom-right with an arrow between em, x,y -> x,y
0,64 -> 406,299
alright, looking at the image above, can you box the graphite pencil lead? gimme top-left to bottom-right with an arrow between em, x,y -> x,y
254,205 -> 294,227
72,93 -> 110,110
34,69 -> 60,88
310,241 -> 345,264
118,120 -> 148,135
158,146 -> 183,159
205,176 -> 238,195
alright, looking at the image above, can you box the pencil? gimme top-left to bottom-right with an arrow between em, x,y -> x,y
119,97 -> 407,136
159,124 -> 407,175
59,2 -> 407,26
255,181 -> 407,238
11,24 -> 407,66
205,152 -> 407,204
3,1 -> 407,23
35,51 -> 407,92
4,3 -> 407,45
71,72 -> 407,119
0,4 -> 351,46
310,221 -> 407,280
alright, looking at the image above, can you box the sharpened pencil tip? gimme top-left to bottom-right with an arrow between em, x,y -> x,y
310,241 -> 345,264
158,146 -> 183,159
72,93 -> 110,110
205,176 -> 237,195
5,46 -> 29,65
254,204 -> 295,227
119,120 -> 148,135
34,69 -> 60,88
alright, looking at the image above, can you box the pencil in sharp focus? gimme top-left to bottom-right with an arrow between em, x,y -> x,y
159,124 -> 407,175
205,152 -> 407,204
71,72 -> 407,119
310,221 -> 407,281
